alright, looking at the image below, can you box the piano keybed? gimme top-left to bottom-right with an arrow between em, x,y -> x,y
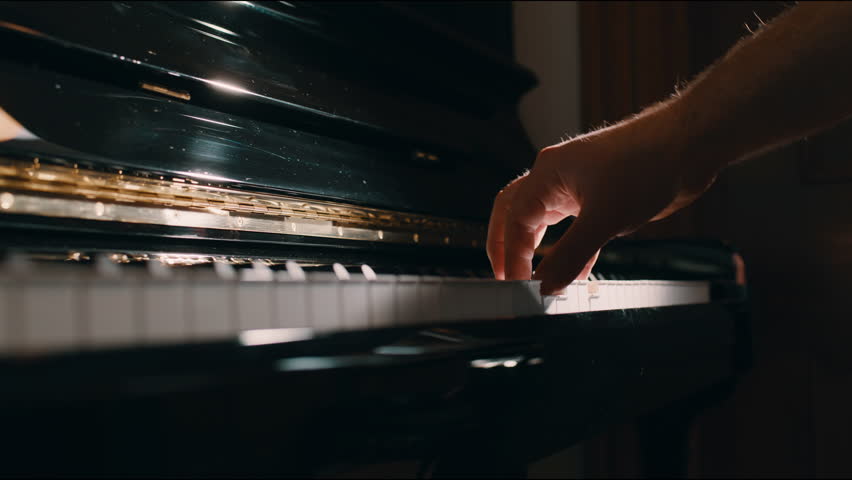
0,256 -> 711,356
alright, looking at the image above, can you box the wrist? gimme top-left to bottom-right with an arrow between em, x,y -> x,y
616,95 -> 729,197
673,86 -> 745,175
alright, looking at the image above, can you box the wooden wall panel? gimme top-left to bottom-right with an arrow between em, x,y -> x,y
577,1 -> 849,477
578,3 -> 694,476
580,1 -> 697,242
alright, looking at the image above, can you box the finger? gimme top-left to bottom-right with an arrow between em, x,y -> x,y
487,179 -> 522,280
533,224 -> 548,249
504,179 -> 548,281
533,211 -> 614,294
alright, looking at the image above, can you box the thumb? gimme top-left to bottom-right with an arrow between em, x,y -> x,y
532,212 -> 613,295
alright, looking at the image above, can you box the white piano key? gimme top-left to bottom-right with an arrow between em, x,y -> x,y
639,280 -> 651,308
493,281 -> 514,318
417,279 -> 442,323
543,294 -> 561,315
246,261 -> 274,281
24,279 -> 77,350
94,254 -> 121,278
368,280 -> 396,328
190,276 -> 234,340
469,281 -> 500,319
601,281 -> 616,311
237,282 -> 274,331
87,278 -> 138,347
664,281 -> 680,306
616,280 -> 628,309
588,281 -> 603,311
395,277 -> 420,326
274,280 -> 310,328
341,281 -> 369,330
600,281 -> 612,311
308,283 -> 341,332
441,280 -> 467,322
691,282 -> 711,304
4,281 -> 24,349
651,281 -> 665,308
441,281 -> 484,322
214,261 -> 236,280
512,281 -> 542,316
0,264 -> 718,356
609,281 -> 623,311
0,283 -> 5,350
679,282 -> 693,305
143,279 -> 188,344
627,281 -> 641,309
564,284 -> 581,313
574,280 -> 590,312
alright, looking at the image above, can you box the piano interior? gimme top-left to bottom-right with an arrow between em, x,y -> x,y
0,2 -> 749,477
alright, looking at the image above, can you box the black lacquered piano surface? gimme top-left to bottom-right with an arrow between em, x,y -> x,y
0,2 -> 750,477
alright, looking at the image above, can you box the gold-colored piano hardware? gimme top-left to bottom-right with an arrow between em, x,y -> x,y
0,157 -> 485,247
140,82 -> 192,101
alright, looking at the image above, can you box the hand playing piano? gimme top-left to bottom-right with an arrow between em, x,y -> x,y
488,2 -> 852,295
487,102 -> 720,295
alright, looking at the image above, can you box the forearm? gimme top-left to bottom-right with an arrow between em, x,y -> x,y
673,2 -> 852,170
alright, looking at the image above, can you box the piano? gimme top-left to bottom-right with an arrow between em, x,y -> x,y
0,2 -> 749,477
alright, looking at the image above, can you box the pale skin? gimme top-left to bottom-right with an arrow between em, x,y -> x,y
488,1 -> 852,294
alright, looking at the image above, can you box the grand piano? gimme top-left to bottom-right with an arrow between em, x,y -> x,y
0,2 -> 749,477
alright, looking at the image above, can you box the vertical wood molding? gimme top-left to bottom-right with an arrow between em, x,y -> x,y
578,2 -> 694,477
579,1 -> 695,242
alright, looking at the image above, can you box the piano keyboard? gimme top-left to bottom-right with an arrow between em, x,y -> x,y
0,258 -> 710,356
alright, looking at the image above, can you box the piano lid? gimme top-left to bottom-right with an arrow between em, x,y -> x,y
0,1 -> 538,220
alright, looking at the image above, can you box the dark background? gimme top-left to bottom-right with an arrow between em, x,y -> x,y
418,1 -> 852,476
578,1 -> 852,477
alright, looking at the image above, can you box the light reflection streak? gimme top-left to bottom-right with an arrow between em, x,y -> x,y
180,114 -> 243,129
470,355 -> 525,369
202,78 -> 256,96
172,170 -> 236,183
189,27 -> 240,47
190,18 -> 239,37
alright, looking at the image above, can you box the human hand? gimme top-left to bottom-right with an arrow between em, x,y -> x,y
486,102 -> 723,294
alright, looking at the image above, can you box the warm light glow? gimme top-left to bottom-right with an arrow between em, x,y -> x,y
203,79 -> 254,95
239,328 -> 313,346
